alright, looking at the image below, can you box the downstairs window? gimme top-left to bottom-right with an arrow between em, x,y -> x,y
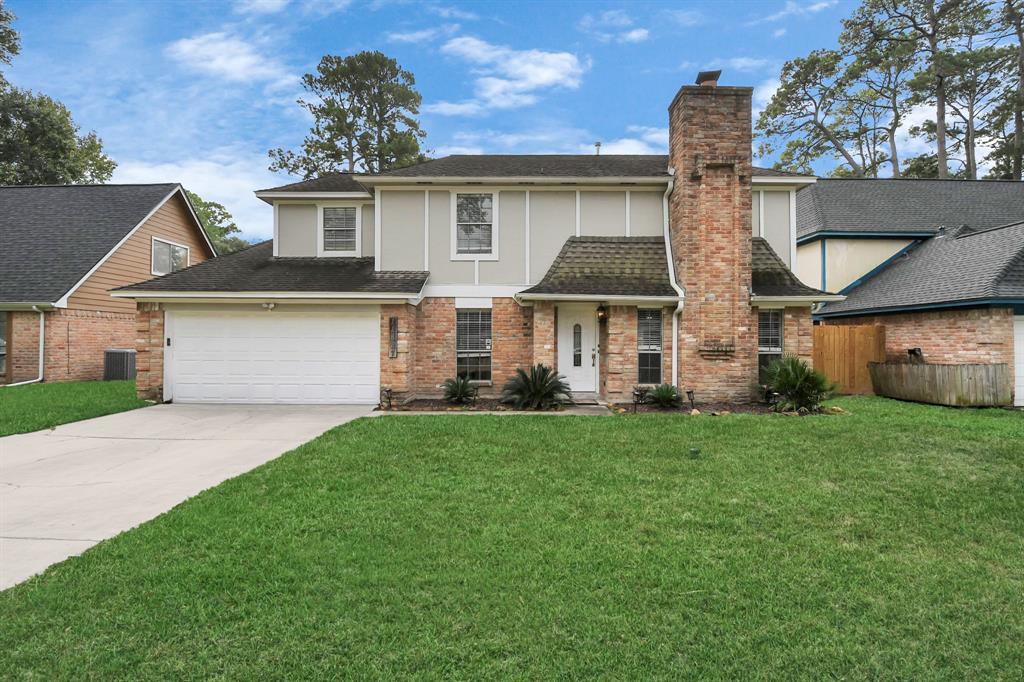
638,309 -> 662,384
758,310 -> 783,383
456,310 -> 492,382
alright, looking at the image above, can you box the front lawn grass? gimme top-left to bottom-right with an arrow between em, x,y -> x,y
1,397 -> 1022,678
0,380 -> 148,437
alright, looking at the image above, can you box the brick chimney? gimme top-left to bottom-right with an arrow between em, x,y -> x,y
667,73 -> 756,401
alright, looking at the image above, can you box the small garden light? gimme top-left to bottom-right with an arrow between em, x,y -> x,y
685,389 -> 696,409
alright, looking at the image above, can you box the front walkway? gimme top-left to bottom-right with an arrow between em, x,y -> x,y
0,403 -> 371,589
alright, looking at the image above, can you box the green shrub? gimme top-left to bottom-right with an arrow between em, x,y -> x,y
442,376 -> 477,405
764,356 -> 834,412
646,384 -> 683,408
501,364 -> 572,410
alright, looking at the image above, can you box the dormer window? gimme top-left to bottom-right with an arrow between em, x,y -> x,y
452,192 -> 498,260
319,205 -> 360,257
152,237 -> 189,276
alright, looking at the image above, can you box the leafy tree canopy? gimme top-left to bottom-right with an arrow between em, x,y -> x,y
185,190 -> 250,255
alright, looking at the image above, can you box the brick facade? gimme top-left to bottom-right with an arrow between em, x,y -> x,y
669,83 -> 759,401
782,307 -> 814,362
3,309 -> 135,384
822,307 -> 1015,365
135,303 -> 165,401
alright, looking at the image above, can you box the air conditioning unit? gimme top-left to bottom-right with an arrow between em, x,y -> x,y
104,349 -> 136,381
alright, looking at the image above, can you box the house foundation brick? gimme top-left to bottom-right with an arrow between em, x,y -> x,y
135,303 -> 165,401
822,307 -> 1015,365
782,307 -> 813,362
602,305 -> 638,402
532,301 -> 557,370
380,303 -> 417,397
490,297 -> 533,392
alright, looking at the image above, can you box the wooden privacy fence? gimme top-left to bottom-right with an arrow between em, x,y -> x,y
868,362 -> 1012,407
812,325 -> 886,394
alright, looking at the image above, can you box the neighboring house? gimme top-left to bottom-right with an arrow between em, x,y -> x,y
794,178 -> 1024,407
0,184 -> 215,385
114,74 -> 841,405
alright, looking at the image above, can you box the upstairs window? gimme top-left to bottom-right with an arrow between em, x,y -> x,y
322,206 -> 358,254
455,193 -> 494,256
638,309 -> 662,384
152,238 -> 189,276
456,310 -> 492,382
758,310 -> 783,383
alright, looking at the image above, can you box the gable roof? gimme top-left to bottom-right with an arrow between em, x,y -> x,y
816,221 -> 1024,317
113,241 -> 428,297
796,178 -> 1024,241
257,173 -> 369,195
0,183 -> 210,306
519,235 -> 838,302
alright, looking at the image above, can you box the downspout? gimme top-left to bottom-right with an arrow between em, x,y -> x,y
2,306 -> 45,387
662,168 -> 685,388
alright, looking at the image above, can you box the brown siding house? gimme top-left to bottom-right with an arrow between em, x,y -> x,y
0,185 -> 214,385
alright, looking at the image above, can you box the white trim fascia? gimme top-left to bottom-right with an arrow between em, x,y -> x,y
625,190 -> 631,237
53,185 -> 209,308
151,236 -> 191,277
272,202 -> 280,257
473,259 -> 480,285
524,190 -> 531,284
359,176 -> 671,186
575,190 -> 581,236
751,177 -> 817,186
423,190 -> 430,270
455,297 -> 493,309
163,309 -> 173,402
421,284 -> 526,298
255,191 -> 372,202
750,295 -> 845,306
756,189 -> 765,238
789,188 -> 797,268
517,293 -> 679,304
111,290 -> 424,301
450,190 -> 500,262
374,186 -> 382,271
316,202 -> 361,258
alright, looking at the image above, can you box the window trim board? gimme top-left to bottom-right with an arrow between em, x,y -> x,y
316,202 -> 362,258
151,236 -> 191,277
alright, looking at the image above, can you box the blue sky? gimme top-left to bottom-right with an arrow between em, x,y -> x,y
6,0 -> 854,240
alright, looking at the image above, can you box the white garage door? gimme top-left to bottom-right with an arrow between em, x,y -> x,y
166,309 -> 380,404
1015,315 -> 1024,407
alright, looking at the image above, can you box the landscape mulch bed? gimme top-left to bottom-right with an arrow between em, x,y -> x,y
381,398 -> 518,412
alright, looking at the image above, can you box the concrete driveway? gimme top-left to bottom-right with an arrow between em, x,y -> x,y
0,403 -> 372,590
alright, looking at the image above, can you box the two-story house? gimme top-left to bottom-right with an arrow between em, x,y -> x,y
114,73 -> 841,405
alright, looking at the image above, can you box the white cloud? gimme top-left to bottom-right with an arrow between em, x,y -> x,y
427,36 -> 587,115
386,24 -> 459,43
773,28 -> 787,37
300,0 -> 353,16
579,9 -> 650,43
234,0 -> 351,15
753,77 -> 781,120
165,32 -> 295,89
233,0 -> 290,13
428,5 -> 478,20
585,126 -> 668,155
664,9 -> 704,26
723,57 -> 770,71
749,0 -> 837,24
432,144 -> 485,156
113,151 -> 283,240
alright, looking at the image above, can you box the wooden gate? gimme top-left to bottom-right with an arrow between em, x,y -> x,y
812,325 -> 886,394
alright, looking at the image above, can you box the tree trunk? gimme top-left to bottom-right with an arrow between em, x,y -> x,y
820,123 -> 864,176
966,100 -> 977,179
1015,6 -> 1024,179
888,125 -> 902,177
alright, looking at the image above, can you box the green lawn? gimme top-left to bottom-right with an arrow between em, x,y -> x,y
1,398 -> 1022,678
0,380 -> 148,437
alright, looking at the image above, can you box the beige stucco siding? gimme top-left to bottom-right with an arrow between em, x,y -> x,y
380,191 -> 425,270
276,204 -> 317,257
361,204 -> 374,258
427,190 -> 473,283
795,242 -> 822,289
580,191 -> 626,236
762,191 -> 792,266
529,191 -> 576,284
825,238 -> 914,292
628,191 -> 662,236
480,191 -> 526,284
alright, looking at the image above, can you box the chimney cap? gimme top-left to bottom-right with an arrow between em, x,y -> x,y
695,70 -> 722,86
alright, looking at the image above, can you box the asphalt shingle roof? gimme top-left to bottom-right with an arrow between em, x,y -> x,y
796,178 -> 1024,240
521,236 -> 832,300
0,183 -> 184,304
817,222 -> 1024,316
116,241 -> 428,295
751,237 -> 834,298
521,237 -> 677,298
259,173 -> 369,194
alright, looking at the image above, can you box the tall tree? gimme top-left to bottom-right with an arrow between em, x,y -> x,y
185,190 -> 250,255
0,87 -> 116,184
0,0 -> 19,85
269,51 -> 425,177
756,49 -> 865,176
992,0 -> 1024,178
944,40 -> 1006,178
845,0 -> 985,179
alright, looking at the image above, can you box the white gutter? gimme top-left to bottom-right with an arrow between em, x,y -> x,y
662,168 -> 684,388
516,293 -> 679,304
357,175 -> 671,186
2,306 -> 45,387
110,290 -> 425,300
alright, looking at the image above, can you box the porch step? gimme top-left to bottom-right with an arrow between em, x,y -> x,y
570,392 -> 603,405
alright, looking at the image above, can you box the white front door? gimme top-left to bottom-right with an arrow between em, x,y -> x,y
165,308 -> 380,404
1014,315 -> 1023,407
557,304 -> 598,393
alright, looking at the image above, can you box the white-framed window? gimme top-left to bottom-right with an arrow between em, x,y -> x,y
318,204 -> 361,257
638,309 -> 663,385
456,309 -> 492,383
151,237 -> 190,276
758,310 -> 784,383
451,192 -> 498,260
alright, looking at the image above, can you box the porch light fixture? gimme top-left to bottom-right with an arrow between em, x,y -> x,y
596,305 -> 608,321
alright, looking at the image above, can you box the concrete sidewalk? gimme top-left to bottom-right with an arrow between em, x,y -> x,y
0,403 -> 370,590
